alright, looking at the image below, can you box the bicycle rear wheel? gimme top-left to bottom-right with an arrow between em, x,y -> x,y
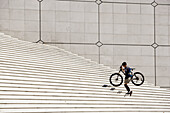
109,73 -> 123,87
131,72 -> 144,86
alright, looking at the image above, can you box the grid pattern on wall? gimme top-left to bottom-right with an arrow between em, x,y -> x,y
0,0 -> 170,87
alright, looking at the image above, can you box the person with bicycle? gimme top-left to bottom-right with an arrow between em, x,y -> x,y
110,62 -> 144,96
120,62 -> 133,96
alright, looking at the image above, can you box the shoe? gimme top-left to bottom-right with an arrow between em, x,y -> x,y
129,91 -> 133,96
125,91 -> 133,96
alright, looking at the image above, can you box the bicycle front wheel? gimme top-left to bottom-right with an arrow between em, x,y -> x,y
109,73 -> 123,87
131,72 -> 144,86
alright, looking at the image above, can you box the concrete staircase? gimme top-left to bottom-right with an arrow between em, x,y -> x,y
0,32 -> 170,113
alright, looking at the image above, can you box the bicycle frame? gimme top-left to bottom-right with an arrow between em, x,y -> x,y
118,69 -> 137,80
119,69 -> 134,76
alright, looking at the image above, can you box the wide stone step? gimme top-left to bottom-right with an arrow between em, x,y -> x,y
0,104 -> 170,109
1,108 -> 170,113
0,95 -> 169,104
0,100 -> 169,106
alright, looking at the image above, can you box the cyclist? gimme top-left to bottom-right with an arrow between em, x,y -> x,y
120,62 -> 133,96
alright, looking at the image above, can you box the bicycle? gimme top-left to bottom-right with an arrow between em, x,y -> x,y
109,68 -> 145,87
